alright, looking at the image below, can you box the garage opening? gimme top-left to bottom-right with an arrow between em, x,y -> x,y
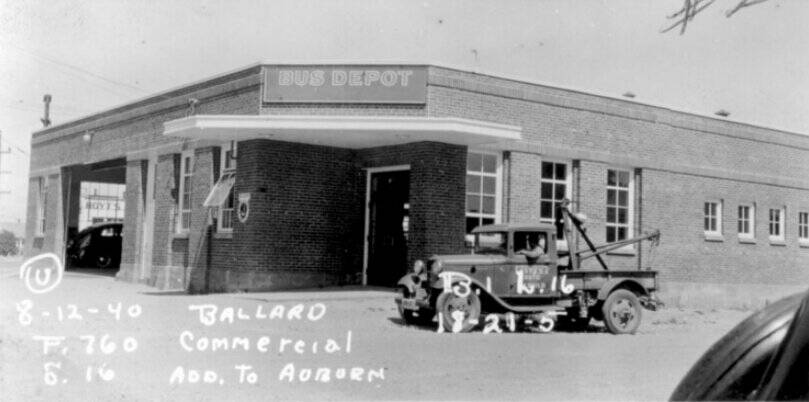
63,158 -> 126,273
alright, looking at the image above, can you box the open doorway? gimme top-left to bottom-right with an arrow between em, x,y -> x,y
63,159 -> 126,273
364,167 -> 410,287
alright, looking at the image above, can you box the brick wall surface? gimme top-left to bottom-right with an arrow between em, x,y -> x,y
427,67 -> 809,306
24,177 -> 43,258
186,147 -> 217,293
426,71 -> 809,183
506,151 -> 543,223
642,169 -> 809,285
224,139 -> 361,291
149,153 -> 182,287
118,159 -> 145,282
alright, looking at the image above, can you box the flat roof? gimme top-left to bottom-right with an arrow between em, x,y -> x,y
33,61 -> 808,141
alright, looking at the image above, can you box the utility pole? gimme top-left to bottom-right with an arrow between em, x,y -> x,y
0,130 -> 11,198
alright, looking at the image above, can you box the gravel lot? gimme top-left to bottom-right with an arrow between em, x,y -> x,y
0,258 -> 752,401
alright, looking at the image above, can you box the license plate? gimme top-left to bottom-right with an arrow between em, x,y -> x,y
401,298 -> 418,310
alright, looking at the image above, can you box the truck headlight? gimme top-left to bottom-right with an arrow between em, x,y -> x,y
430,260 -> 443,274
413,260 -> 424,274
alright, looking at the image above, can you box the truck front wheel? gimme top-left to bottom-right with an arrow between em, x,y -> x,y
602,289 -> 642,334
436,291 -> 481,333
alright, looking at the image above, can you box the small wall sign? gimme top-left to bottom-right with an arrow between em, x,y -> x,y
237,193 -> 250,223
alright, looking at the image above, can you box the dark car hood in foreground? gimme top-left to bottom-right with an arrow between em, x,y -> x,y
671,289 -> 809,400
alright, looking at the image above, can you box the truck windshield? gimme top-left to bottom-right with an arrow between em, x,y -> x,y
474,232 -> 507,254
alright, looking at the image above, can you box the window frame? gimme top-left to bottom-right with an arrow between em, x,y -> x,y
605,167 -> 634,244
177,150 -> 194,234
797,211 -> 808,246
703,200 -> 723,239
538,159 -> 572,225
737,203 -> 755,241
768,207 -> 785,243
217,142 -> 237,233
465,150 -> 502,234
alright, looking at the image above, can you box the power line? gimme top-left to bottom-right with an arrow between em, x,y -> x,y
2,40 -> 152,96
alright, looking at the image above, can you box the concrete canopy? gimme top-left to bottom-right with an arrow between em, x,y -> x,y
163,115 -> 522,149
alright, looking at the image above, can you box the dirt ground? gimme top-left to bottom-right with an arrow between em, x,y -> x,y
0,258 -> 752,401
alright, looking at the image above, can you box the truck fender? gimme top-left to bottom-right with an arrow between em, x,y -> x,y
433,275 -> 514,311
597,279 -> 648,300
397,274 -> 418,295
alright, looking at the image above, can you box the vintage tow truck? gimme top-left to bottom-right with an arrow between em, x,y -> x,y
394,200 -> 662,334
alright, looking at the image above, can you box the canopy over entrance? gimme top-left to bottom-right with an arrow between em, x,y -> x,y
163,115 -> 521,149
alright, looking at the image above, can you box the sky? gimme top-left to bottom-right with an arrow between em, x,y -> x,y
0,0 -> 807,228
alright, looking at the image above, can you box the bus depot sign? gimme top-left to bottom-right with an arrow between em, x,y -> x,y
263,65 -> 427,104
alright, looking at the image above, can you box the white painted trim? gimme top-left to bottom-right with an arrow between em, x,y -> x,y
163,115 -> 522,149
536,158 -> 572,224
216,142 -> 237,233
606,167 -> 635,242
768,207 -> 786,242
362,165 -> 411,286
799,211 -> 809,242
361,164 -> 411,173
703,199 -> 724,238
465,150 -> 503,229
737,203 -> 755,240
177,150 -> 194,234
29,167 -> 63,177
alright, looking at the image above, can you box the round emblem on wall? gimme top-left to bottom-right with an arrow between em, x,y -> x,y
237,193 -> 250,223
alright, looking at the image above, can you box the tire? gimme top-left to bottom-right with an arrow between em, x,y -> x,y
602,289 -> 642,334
96,255 -> 113,269
436,290 -> 481,333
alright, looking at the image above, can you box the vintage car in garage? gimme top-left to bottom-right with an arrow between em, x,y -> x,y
66,222 -> 123,269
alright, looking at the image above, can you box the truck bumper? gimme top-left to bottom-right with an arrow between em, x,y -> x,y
639,291 -> 665,311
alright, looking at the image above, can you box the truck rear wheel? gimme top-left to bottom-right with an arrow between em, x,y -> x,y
602,289 -> 642,334
436,291 -> 481,333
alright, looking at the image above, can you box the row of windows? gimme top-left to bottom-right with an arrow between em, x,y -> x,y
464,153 -> 635,244
464,152 -> 808,248
704,201 -> 809,243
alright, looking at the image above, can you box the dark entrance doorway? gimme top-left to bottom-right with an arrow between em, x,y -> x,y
366,169 -> 410,287
62,159 -> 127,274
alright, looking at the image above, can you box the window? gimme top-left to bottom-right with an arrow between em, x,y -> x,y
177,151 -> 194,233
218,143 -> 237,232
514,231 -> 549,254
704,201 -> 722,236
540,161 -> 569,225
465,152 -> 500,234
78,182 -> 126,231
769,208 -> 784,241
798,212 -> 808,243
35,177 -> 47,236
737,204 -> 754,239
473,232 -> 507,255
606,169 -> 632,242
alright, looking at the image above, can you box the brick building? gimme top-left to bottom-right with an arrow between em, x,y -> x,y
26,63 -> 809,307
